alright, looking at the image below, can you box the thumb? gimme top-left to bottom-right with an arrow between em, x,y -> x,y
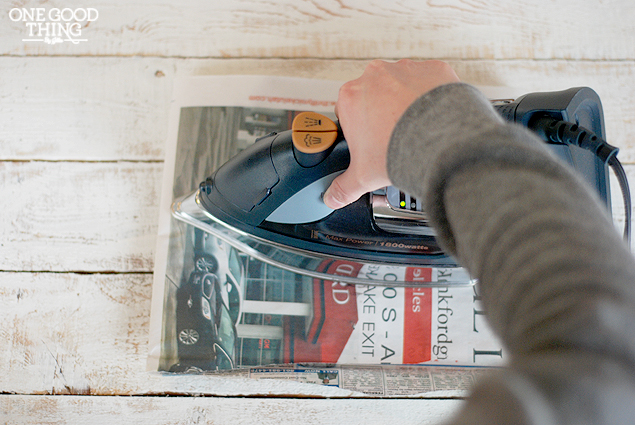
323,171 -> 368,210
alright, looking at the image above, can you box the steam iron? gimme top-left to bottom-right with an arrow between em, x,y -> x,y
173,87 -> 628,287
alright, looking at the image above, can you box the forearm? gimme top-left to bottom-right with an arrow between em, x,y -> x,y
388,83 -> 635,353
388,83 -> 635,423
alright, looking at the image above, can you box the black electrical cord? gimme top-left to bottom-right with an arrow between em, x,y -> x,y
530,117 -> 631,246
608,155 -> 632,247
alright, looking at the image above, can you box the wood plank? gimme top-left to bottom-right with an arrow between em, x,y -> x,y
2,0 -> 634,60
0,272 -> 150,395
0,394 -> 462,425
0,57 -> 171,162
2,57 -> 635,162
0,161 -> 160,272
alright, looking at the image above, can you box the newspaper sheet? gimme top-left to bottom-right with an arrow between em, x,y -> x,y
148,75 -> 507,396
247,365 -> 491,397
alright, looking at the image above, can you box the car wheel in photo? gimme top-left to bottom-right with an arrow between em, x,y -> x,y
178,328 -> 200,345
195,254 -> 218,273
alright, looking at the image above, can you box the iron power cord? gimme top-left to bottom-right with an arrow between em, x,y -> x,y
530,117 -> 631,247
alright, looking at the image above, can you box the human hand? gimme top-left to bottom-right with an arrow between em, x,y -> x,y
323,59 -> 460,209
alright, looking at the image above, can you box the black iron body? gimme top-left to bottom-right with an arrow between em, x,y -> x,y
198,87 -> 610,266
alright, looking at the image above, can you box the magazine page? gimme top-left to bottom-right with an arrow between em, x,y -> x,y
148,76 -> 506,393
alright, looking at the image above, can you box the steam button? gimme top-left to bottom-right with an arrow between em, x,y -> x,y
291,112 -> 339,167
291,131 -> 338,154
292,111 -> 338,132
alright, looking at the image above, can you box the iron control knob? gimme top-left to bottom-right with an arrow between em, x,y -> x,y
291,112 -> 340,167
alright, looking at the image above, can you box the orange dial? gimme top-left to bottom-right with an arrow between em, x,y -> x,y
291,112 -> 339,154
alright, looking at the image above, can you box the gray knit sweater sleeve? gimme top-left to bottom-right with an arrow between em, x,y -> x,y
387,83 -> 635,425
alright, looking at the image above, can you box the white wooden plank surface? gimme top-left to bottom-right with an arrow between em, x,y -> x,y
1,58 -> 633,399
0,161 -> 160,272
2,58 -> 635,162
2,0 -> 635,420
1,395 -> 462,425
0,58 -> 171,161
2,0 -> 634,60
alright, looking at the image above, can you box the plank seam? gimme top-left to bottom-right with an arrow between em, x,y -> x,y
1,54 -> 635,62
0,159 -> 164,164
0,270 -> 154,275
0,391 -> 465,400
